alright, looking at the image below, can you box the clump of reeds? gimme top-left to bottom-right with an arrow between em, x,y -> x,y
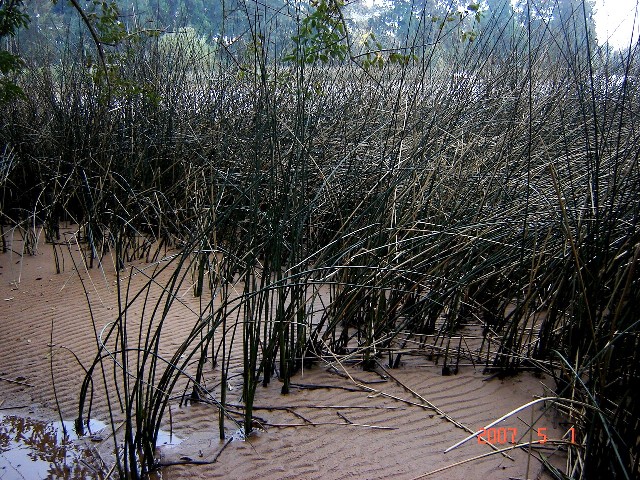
1,1 -> 638,478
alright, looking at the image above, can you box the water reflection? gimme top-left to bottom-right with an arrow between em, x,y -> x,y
0,414 -> 102,479
0,414 -> 182,479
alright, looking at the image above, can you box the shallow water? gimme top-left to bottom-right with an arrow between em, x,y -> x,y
0,414 -> 181,479
0,414 -> 104,479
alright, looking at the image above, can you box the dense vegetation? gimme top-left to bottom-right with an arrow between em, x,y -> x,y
1,1 -> 638,479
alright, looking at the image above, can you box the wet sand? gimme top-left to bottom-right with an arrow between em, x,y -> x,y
0,226 -> 568,479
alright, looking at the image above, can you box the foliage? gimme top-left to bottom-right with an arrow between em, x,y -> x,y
88,0 -> 126,44
285,0 -> 349,64
0,0 -> 29,103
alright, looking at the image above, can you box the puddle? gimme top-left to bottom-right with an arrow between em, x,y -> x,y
0,414 -> 181,479
230,428 -> 247,442
0,414 -> 103,479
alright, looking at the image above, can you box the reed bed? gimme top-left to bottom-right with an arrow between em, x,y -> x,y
1,4 -> 639,478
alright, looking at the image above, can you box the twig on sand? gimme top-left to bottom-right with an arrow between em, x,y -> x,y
376,361 -> 514,460
0,376 -> 35,387
411,440 -> 567,479
337,411 -> 353,424
232,403 -> 403,410
289,382 -> 361,392
155,437 -> 233,468
264,421 -> 397,430
288,408 -> 315,424
319,338 -> 437,410
0,404 -> 29,410
327,365 -> 388,384
376,361 -> 466,429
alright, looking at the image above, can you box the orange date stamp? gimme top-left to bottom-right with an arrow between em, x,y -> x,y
477,426 -> 576,445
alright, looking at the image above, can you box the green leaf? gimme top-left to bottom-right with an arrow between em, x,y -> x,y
0,79 -> 25,104
0,51 -> 24,74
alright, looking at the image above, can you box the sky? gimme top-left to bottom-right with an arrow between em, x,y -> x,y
364,0 -> 640,50
594,0 -> 640,49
